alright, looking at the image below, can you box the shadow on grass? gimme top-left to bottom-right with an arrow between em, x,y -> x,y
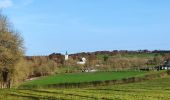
87,88 -> 141,93
9,93 -> 39,100
9,90 -> 59,100
30,89 -> 99,99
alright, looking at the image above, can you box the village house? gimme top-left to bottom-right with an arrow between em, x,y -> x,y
161,60 -> 170,70
154,60 -> 170,70
77,57 -> 87,65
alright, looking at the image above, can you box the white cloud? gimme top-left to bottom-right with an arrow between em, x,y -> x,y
0,0 -> 13,8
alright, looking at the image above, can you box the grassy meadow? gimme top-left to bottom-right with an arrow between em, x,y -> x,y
1,74 -> 170,100
20,71 -> 147,88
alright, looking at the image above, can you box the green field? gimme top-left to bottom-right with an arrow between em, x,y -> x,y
97,53 -> 158,59
21,71 -> 147,87
1,75 -> 170,100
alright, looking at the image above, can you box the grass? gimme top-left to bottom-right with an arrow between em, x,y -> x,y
1,74 -> 170,100
120,53 -> 158,58
21,71 -> 147,86
97,53 -> 158,59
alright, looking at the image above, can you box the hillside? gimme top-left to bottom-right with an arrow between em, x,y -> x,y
1,71 -> 170,100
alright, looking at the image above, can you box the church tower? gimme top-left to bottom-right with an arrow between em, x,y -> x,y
65,51 -> 69,61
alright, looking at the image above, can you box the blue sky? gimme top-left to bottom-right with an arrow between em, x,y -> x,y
1,0 -> 170,55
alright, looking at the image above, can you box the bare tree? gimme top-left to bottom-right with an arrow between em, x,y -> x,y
0,12 -> 24,88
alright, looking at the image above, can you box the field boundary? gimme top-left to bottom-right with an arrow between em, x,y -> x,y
19,70 -> 170,89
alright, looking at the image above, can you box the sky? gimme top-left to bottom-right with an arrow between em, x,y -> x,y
1,0 -> 170,55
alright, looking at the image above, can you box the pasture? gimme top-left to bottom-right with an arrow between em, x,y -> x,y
20,71 -> 147,88
1,75 -> 170,100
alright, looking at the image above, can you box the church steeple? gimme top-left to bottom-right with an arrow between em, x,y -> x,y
65,51 -> 69,60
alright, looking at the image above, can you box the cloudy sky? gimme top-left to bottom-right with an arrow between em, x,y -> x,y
1,0 -> 170,55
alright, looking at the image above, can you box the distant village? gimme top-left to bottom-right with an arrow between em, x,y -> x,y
24,50 -> 170,77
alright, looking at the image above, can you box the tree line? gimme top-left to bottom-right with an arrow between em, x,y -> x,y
25,51 -> 170,75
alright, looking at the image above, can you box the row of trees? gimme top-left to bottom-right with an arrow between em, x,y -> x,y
59,53 -> 166,72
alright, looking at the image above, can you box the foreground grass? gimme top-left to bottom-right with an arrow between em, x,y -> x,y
21,71 -> 147,86
1,75 -> 170,100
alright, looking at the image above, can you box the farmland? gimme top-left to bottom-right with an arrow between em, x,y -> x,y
20,71 -> 147,88
1,73 -> 170,100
